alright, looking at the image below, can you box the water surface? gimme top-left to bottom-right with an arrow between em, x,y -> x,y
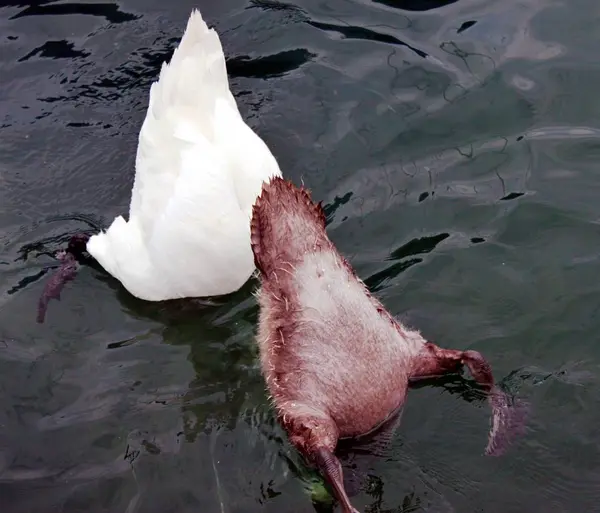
2,0 -> 600,511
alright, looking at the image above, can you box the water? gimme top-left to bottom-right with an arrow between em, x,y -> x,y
1,0 -> 600,511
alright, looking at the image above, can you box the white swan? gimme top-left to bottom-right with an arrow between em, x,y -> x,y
38,9 -> 282,321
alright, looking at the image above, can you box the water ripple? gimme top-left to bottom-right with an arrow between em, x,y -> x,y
10,2 -> 139,24
1,0 -> 600,512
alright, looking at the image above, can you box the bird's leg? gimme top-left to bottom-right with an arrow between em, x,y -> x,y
409,342 -> 464,383
37,233 -> 90,323
409,343 -> 527,456
282,405 -> 360,513
313,447 -> 360,513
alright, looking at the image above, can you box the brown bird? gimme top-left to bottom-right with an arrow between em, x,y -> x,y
250,177 -> 527,513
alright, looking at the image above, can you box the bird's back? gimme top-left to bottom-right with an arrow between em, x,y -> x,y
251,178 -> 423,436
131,9 -> 280,234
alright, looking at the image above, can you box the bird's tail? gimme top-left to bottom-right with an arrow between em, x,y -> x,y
250,177 -> 328,275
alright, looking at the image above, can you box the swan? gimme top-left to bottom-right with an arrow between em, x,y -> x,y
37,9 -> 282,322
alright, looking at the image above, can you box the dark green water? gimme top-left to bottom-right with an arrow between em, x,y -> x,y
2,0 -> 600,511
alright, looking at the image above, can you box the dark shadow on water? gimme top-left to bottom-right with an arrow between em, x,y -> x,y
6,268 -> 49,296
500,192 -> 525,201
97,268 -> 255,326
365,233 -> 450,291
18,40 -> 90,62
227,49 -> 317,79
365,257 -> 423,292
306,21 -> 428,58
9,2 -> 139,23
248,0 -> 307,14
38,37 -> 315,112
323,191 -> 353,225
388,233 -> 450,261
457,20 -> 477,34
371,0 -> 459,11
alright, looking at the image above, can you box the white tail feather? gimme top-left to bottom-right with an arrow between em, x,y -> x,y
86,8 -> 282,301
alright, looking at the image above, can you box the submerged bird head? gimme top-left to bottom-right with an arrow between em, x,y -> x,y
36,232 -> 92,323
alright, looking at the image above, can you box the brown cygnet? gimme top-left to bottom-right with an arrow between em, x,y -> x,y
250,177 -> 527,513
